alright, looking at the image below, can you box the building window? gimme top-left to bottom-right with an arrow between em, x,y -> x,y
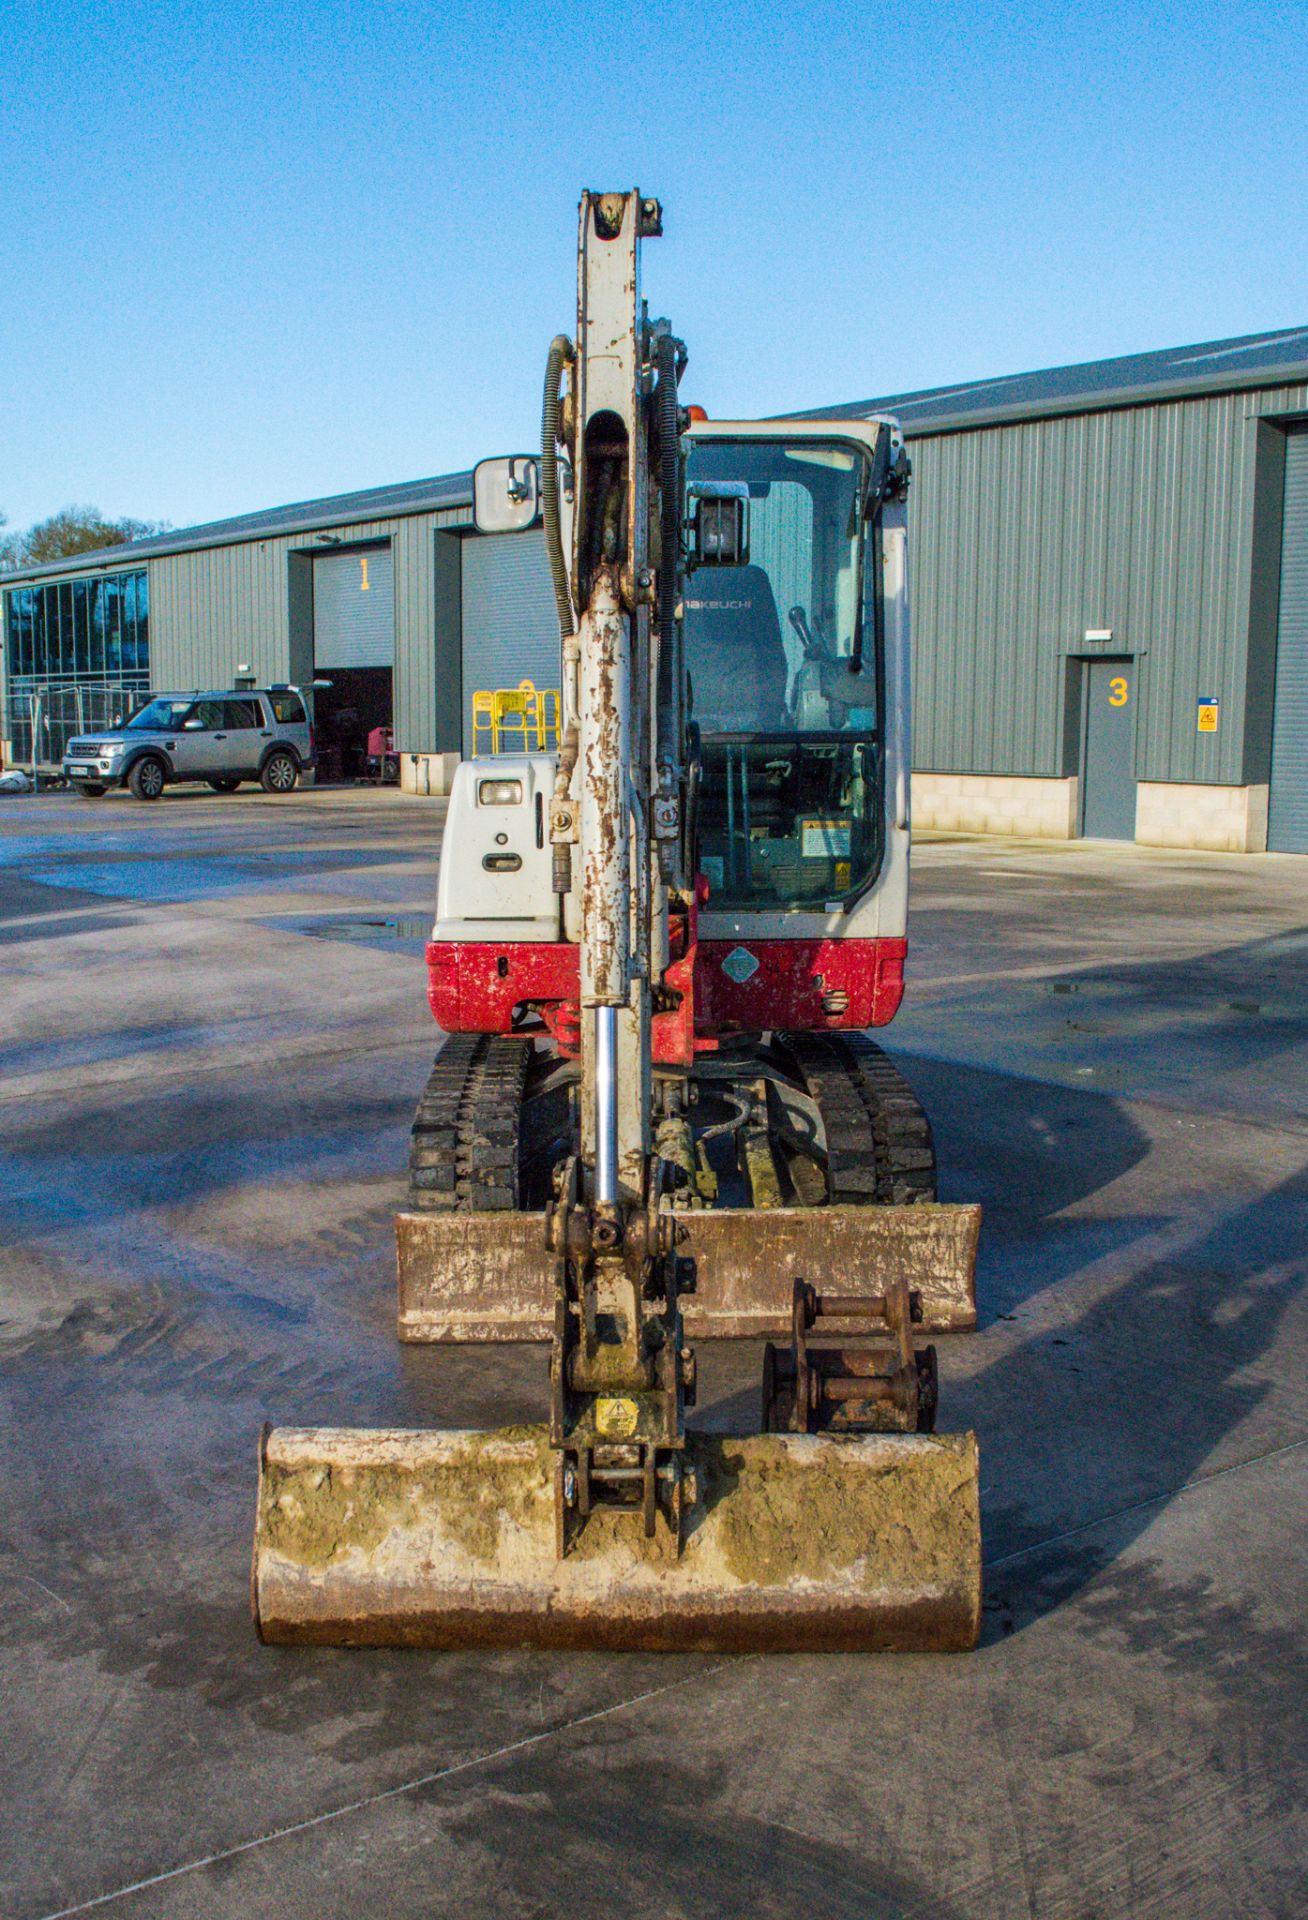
3,569 -> 149,764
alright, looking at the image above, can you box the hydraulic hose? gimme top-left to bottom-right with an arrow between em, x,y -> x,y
653,333 -> 684,757
543,335 -> 578,898
541,335 -> 575,641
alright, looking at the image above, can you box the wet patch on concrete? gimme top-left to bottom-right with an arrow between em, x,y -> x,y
27,847 -> 432,906
0,906 -> 138,946
261,914 -> 431,955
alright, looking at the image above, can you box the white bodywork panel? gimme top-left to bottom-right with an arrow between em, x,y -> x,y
433,754 -> 559,942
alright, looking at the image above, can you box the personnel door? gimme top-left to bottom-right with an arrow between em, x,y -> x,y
1269,428 -> 1308,852
1080,658 -> 1137,840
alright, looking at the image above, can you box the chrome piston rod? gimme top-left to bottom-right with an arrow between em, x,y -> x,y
594,1004 -> 619,1206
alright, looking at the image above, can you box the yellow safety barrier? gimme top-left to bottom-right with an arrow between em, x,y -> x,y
470,689 -> 497,755
472,680 -> 561,753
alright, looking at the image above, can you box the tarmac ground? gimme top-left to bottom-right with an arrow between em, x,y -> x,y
1,784 -> 1305,1918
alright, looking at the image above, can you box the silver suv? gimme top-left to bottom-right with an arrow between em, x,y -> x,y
64,687 -> 316,801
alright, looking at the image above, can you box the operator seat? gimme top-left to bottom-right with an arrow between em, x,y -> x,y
685,564 -> 790,731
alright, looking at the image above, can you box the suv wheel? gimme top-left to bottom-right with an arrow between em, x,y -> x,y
128,757 -> 166,802
261,750 -> 299,794
207,777 -> 241,793
77,783 -> 107,798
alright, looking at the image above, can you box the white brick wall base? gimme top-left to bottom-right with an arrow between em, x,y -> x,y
1135,782 -> 1269,853
911,772 -> 1079,839
912,773 -> 1271,851
393,758 -> 1271,848
399,751 -> 461,797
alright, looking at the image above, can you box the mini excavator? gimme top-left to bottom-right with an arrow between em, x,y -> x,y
253,192 -> 982,1651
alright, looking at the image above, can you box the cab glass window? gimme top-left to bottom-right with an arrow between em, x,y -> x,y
269,692 -> 306,724
686,436 -> 885,910
222,699 -> 262,728
698,738 -> 880,909
684,439 -> 878,737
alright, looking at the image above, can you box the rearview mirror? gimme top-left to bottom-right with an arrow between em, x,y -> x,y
686,482 -> 749,569
473,456 -> 540,533
183,718 -> 204,730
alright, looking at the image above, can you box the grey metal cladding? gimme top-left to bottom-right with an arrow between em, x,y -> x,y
144,504 -> 471,748
907,381 -> 1308,785
1268,429 -> 1308,851
427,533 -> 463,756
392,515 -> 469,755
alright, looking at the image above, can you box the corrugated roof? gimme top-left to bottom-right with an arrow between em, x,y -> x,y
1,469 -> 474,583
798,324 -> 1308,436
6,325 -> 1308,590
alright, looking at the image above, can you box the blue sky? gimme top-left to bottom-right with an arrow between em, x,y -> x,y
2,0 -> 1305,532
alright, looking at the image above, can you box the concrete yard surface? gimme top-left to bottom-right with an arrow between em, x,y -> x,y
0,788 -> 1305,1918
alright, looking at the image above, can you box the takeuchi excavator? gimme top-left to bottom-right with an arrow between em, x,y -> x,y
253,192 -> 983,1651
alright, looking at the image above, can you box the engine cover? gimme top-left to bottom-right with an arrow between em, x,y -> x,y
433,754 -> 560,942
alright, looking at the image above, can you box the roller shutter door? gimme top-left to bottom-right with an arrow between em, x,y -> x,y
460,530 -> 560,754
313,548 -> 394,669
1269,432 -> 1308,853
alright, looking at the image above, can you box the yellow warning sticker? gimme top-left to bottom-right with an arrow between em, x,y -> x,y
595,1397 -> 640,1439
1197,699 -> 1220,734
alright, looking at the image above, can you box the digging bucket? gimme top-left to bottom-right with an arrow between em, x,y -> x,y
254,1424 -> 981,1653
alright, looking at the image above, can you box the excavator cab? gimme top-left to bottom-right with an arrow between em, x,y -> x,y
686,429 -> 899,914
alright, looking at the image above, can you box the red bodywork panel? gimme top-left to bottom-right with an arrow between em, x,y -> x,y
427,934 -> 906,1062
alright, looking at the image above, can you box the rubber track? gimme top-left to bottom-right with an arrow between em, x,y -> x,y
787,1033 -> 937,1205
407,1033 -> 531,1211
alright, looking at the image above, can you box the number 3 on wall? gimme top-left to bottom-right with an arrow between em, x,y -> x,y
1108,676 -> 1129,707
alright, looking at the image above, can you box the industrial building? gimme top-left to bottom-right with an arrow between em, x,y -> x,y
4,323 -> 1307,850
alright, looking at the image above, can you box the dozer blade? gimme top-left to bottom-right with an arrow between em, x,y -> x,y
395,1203 -> 980,1344
253,1424 -> 981,1652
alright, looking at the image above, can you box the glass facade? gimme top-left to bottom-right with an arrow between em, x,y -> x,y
3,569 -> 150,764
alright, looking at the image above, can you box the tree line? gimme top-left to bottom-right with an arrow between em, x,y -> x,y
0,505 -> 169,572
